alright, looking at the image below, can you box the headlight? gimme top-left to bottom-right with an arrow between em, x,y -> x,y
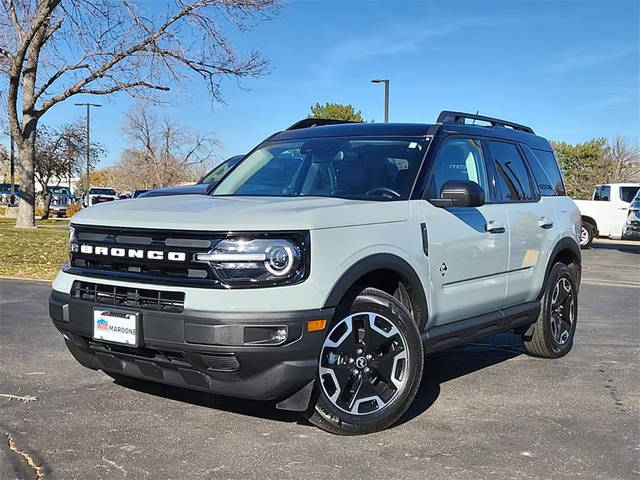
195,236 -> 308,287
68,225 -> 79,258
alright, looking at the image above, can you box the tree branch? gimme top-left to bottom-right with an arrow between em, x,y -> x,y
78,81 -> 170,96
7,0 -> 24,39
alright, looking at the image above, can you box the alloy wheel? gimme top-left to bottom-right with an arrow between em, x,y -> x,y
549,277 -> 575,345
580,226 -> 590,246
319,312 -> 409,416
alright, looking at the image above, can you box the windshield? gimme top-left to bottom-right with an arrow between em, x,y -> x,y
200,156 -> 243,185
48,186 -> 71,195
90,188 -> 116,195
212,137 -> 428,201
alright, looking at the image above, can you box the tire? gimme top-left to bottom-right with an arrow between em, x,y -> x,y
523,263 -> 578,358
306,288 -> 424,435
579,223 -> 594,249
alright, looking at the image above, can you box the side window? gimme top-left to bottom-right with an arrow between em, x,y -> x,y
620,187 -> 639,203
528,148 -> 566,196
487,141 -> 535,202
428,138 -> 488,199
594,186 -> 610,201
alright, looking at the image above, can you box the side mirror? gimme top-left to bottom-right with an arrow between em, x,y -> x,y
430,180 -> 485,208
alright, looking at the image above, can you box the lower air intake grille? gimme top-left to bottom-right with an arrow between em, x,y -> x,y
71,281 -> 185,313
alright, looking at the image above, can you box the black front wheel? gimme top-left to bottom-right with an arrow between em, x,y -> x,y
306,288 -> 423,435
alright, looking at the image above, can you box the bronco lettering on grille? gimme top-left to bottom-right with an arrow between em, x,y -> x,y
77,244 -> 187,262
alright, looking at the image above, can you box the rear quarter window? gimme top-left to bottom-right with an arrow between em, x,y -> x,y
527,147 -> 566,196
620,186 -> 640,203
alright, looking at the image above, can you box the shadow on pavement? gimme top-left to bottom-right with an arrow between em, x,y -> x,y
592,241 -> 640,254
113,331 -> 526,431
396,331 -> 525,426
112,376 -> 302,423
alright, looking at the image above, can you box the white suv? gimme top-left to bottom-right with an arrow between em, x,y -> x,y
50,112 -> 582,435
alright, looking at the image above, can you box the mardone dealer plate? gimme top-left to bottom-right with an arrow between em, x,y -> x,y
93,308 -> 139,346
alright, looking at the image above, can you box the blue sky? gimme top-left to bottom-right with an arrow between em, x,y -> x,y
34,0 -> 640,167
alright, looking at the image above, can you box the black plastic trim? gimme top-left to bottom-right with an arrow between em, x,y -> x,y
50,290 -> 333,404
420,223 -> 428,256
437,110 -> 535,134
423,301 -> 540,353
323,253 -> 428,331
539,237 -> 582,298
286,118 -> 361,130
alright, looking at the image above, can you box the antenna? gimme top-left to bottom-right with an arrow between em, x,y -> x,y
471,110 -> 479,125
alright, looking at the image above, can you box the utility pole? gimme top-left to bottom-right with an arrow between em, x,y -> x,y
371,79 -> 390,122
10,136 -> 15,205
75,103 -> 101,192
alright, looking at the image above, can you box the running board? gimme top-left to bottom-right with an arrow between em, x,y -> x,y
421,302 -> 540,354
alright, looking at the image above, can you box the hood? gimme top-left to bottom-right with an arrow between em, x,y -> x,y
71,195 -> 410,231
140,184 -> 207,198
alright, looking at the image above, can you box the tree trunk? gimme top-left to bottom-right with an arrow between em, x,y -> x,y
15,133 -> 37,228
42,195 -> 51,220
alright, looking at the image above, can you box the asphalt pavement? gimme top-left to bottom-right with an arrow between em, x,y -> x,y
1,241 -> 639,480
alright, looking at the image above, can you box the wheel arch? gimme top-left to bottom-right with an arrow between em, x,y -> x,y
581,215 -> 598,235
539,236 -> 582,299
322,253 -> 429,331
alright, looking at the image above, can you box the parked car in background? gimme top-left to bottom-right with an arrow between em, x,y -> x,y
574,183 -> 640,247
623,190 -> 640,240
132,189 -> 149,198
139,155 -> 244,198
45,185 -> 75,217
0,183 -> 20,204
82,187 -> 118,207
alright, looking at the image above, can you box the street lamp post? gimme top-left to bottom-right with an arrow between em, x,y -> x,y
371,79 -> 389,122
75,103 -> 101,192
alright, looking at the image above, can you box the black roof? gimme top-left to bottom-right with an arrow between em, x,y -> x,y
270,120 -> 551,151
272,122 -> 436,141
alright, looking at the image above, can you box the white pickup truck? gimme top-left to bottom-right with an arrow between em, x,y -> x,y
574,183 -> 640,248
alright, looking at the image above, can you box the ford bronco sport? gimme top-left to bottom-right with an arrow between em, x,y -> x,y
50,111 -> 582,435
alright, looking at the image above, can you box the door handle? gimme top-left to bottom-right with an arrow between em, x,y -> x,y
538,217 -> 554,229
486,221 -> 506,234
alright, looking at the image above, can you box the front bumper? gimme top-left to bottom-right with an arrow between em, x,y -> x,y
50,205 -> 68,214
623,219 -> 640,239
50,290 -> 332,407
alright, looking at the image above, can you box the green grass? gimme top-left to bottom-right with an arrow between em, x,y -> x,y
0,218 -> 70,280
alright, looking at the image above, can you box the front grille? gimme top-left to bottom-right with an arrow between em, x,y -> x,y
68,225 -> 222,286
71,281 -> 185,312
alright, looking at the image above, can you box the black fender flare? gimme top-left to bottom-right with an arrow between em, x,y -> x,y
322,253 -> 429,331
539,236 -> 582,299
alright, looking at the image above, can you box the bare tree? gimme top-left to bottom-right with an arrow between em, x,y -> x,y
604,135 -> 640,183
0,0 -> 279,227
34,121 -> 104,217
111,103 -> 218,191
0,143 -> 8,180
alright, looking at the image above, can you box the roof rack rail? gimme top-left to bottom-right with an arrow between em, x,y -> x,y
436,111 -> 535,134
286,118 -> 361,130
